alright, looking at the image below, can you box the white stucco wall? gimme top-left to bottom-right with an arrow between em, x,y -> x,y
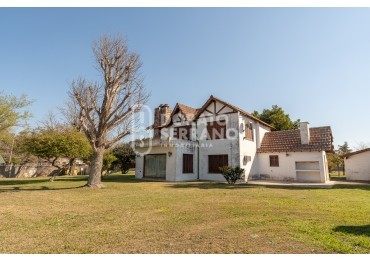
257,151 -> 328,183
239,115 -> 257,181
173,141 -> 198,181
255,122 -> 271,149
134,146 -> 177,181
197,112 -> 240,181
345,151 -> 370,181
238,115 -> 272,181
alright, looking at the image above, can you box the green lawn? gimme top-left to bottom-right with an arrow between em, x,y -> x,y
0,172 -> 369,254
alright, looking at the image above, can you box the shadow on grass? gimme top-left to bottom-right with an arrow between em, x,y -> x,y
333,225 -> 370,237
101,174 -> 161,183
0,176 -> 89,192
0,185 -> 83,192
0,176 -> 88,186
331,184 -> 370,191
167,182 -> 254,190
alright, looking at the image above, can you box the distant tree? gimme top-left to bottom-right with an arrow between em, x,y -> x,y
327,142 -> 352,177
66,35 -> 149,188
0,132 -> 37,164
337,141 -> 352,155
353,141 -> 370,151
21,126 -> 92,179
112,143 -> 135,174
102,151 -> 117,176
252,105 -> 300,131
327,153 -> 343,173
0,93 -> 32,136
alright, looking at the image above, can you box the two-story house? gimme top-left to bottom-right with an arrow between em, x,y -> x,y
133,95 -> 333,183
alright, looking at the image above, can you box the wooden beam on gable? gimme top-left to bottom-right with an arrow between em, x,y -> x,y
216,105 -> 226,115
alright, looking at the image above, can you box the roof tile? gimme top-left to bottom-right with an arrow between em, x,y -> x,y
257,126 -> 333,153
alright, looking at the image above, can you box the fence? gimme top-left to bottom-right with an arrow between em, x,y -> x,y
0,164 -> 89,178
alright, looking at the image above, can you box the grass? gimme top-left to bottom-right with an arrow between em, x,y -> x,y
329,171 -> 346,179
0,172 -> 369,253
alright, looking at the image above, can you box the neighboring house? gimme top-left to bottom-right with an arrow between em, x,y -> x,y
133,95 -> 333,183
344,148 -> 370,181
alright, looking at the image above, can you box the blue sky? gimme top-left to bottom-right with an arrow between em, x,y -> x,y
1,8 -> 369,148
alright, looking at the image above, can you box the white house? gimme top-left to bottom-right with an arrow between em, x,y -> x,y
133,95 -> 333,183
344,148 -> 370,181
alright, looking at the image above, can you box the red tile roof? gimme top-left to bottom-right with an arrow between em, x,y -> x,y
152,103 -> 198,129
344,148 -> 370,158
258,126 -> 333,153
176,103 -> 198,121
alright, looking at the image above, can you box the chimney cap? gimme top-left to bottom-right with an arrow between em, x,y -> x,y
299,121 -> 310,126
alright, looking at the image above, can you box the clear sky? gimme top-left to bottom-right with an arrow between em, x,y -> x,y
1,8 -> 369,148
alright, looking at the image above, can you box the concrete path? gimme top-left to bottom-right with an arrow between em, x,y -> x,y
247,179 -> 370,188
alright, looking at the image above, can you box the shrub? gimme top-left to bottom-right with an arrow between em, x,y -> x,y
219,166 -> 245,184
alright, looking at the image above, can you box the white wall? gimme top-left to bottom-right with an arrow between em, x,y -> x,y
134,146 -> 177,181
197,112 -> 240,181
238,115 -> 272,181
257,151 -> 328,183
173,142 -> 198,181
345,151 -> 370,181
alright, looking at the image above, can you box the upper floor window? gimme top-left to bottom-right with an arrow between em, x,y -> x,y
245,122 -> 254,141
207,120 -> 226,140
174,125 -> 192,140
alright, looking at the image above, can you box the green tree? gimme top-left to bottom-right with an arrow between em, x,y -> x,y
327,142 -> 352,177
337,141 -> 352,155
112,143 -> 135,174
21,126 -> 92,178
327,153 -> 343,173
252,105 -> 300,131
102,151 -> 117,175
0,93 -> 32,135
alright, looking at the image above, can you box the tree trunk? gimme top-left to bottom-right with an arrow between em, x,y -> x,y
86,147 -> 105,188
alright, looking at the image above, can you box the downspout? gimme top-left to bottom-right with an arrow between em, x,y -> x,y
196,122 -> 200,180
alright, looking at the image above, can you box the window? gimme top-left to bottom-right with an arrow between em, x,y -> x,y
208,154 -> 228,173
245,122 -> 254,141
207,120 -> 226,140
183,154 -> 193,173
269,155 -> 279,167
174,125 -> 192,140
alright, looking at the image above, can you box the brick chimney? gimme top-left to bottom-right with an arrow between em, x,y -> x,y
153,104 -> 171,138
299,122 -> 310,145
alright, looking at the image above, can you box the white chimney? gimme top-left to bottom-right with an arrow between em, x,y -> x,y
299,122 -> 310,145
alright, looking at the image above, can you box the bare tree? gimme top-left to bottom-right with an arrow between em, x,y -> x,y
40,110 -> 60,130
66,35 -> 149,188
353,141 -> 370,151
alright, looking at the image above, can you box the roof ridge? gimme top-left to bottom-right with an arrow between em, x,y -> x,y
177,103 -> 197,111
195,95 -> 274,129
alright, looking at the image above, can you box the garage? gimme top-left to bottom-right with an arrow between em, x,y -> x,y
144,154 -> 166,179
